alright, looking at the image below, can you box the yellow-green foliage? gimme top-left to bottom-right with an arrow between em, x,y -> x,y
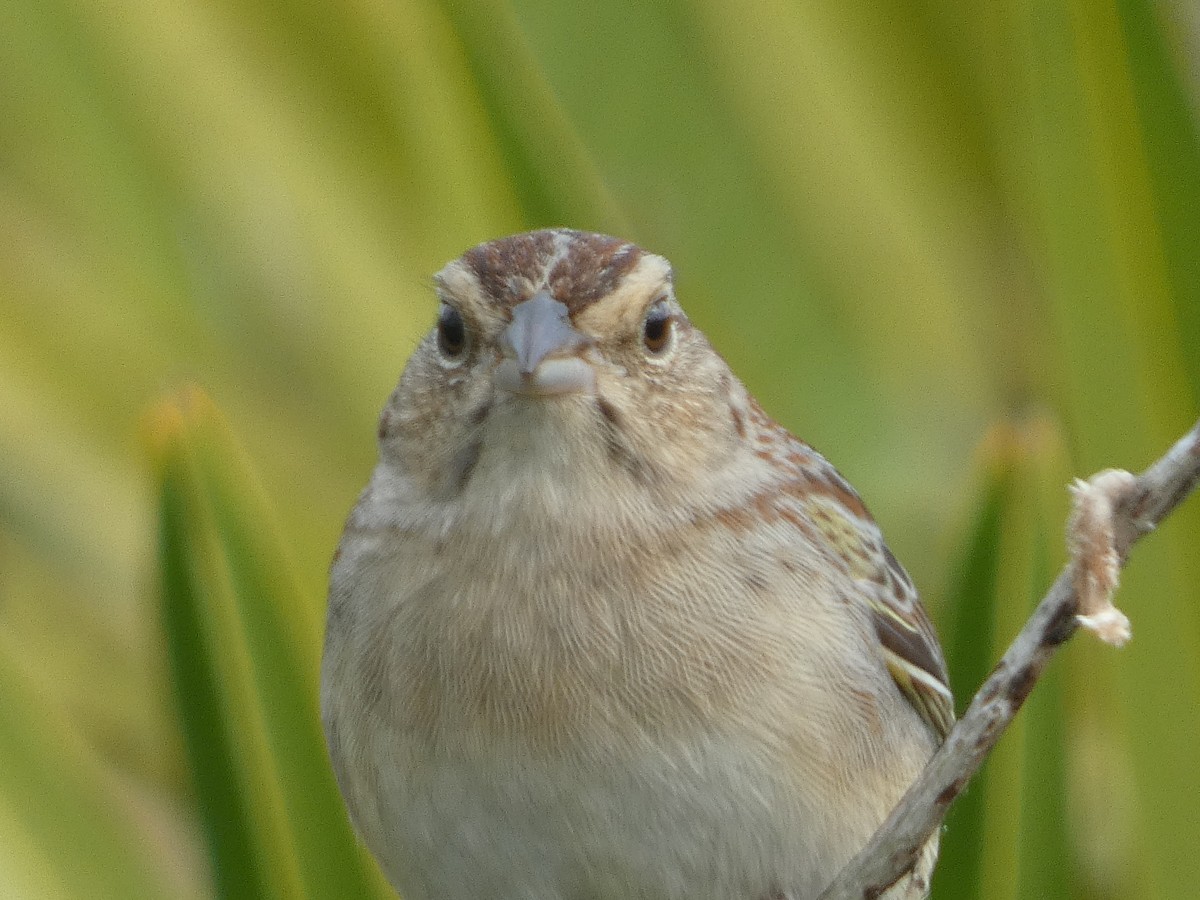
1,0 -> 1197,897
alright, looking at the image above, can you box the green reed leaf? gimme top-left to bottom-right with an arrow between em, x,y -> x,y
152,388 -> 389,900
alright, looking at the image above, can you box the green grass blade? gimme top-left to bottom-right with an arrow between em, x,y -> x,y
1014,424 -> 1072,899
435,0 -> 625,231
1114,0 -> 1200,402
1020,0 -> 1200,893
152,388 -> 388,900
158,457 -> 275,899
934,418 -> 1077,899
931,426 -> 1022,900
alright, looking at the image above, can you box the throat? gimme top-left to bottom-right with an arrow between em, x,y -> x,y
595,397 -> 656,484
439,407 -> 678,568
465,397 -> 633,498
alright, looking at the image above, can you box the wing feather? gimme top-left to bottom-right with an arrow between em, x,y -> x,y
775,441 -> 955,740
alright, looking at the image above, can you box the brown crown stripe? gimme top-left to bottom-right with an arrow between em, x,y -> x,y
461,229 -> 645,313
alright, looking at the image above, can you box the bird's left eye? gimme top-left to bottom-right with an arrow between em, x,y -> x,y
642,300 -> 675,356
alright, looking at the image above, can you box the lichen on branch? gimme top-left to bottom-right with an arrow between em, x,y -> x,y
818,419 -> 1200,900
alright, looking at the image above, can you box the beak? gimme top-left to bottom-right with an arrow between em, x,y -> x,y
496,292 -> 595,396
501,291 -> 586,373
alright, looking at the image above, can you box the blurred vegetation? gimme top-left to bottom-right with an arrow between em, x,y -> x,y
1,0 -> 1198,897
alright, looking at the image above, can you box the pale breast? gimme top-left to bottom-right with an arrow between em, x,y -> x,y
322,494 -> 936,899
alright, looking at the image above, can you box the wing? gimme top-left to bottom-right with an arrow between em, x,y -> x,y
866,544 -> 955,740
773,439 -> 955,740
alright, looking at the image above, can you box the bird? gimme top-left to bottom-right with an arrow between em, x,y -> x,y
320,228 -> 953,900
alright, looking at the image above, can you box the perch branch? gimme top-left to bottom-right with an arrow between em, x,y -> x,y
819,418 -> 1200,900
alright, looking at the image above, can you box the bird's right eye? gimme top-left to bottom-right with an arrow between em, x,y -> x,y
437,304 -> 468,361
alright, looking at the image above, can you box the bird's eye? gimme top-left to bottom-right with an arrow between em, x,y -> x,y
437,304 -> 468,361
642,300 -> 675,356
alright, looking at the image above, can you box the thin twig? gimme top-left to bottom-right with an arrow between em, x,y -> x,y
819,419 -> 1200,900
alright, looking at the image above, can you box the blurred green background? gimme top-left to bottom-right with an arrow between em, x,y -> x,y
2,0 -> 1198,897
